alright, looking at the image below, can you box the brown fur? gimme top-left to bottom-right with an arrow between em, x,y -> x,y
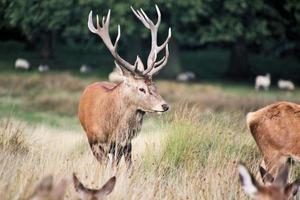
254,185 -> 293,200
247,101 -> 300,175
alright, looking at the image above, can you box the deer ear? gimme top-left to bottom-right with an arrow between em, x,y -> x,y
96,176 -> 116,197
274,164 -> 289,187
238,163 -> 259,197
259,166 -> 274,184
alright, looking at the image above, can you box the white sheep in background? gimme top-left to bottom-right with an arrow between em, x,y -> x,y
80,64 -> 92,73
255,73 -> 271,91
176,71 -> 196,82
108,67 -> 124,83
278,79 -> 295,91
38,64 -> 49,72
15,58 -> 30,70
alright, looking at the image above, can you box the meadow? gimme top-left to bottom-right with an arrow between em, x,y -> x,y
1,69 -> 300,199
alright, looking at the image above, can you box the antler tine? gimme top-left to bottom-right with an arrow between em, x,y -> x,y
106,9 -> 111,26
155,5 -> 161,28
96,15 -> 100,29
88,11 -> 98,33
131,7 -> 150,29
148,44 -> 169,76
88,10 -> 137,73
153,54 -> 165,67
140,8 -> 155,27
131,5 -> 171,76
114,25 -> 121,47
142,50 -> 157,75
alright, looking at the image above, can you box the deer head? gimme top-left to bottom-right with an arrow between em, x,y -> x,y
27,175 -> 69,200
238,163 -> 300,200
73,174 -> 116,200
88,5 -> 171,113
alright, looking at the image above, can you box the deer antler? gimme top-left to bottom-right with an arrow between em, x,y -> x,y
131,5 -> 171,76
88,5 -> 171,77
88,10 -> 143,74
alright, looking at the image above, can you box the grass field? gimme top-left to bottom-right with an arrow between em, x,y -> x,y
1,70 -> 300,199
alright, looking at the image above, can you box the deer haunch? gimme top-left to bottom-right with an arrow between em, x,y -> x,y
247,101 -> 300,175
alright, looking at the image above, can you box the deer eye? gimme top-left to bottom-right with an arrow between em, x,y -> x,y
139,88 -> 146,94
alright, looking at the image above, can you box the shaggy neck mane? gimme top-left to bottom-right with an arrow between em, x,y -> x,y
103,82 -> 145,143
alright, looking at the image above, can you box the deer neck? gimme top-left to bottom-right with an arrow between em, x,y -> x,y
109,82 -> 142,117
110,83 -> 145,143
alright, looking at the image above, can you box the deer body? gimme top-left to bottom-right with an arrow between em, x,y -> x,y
247,101 -> 300,175
79,5 -> 171,166
79,82 -> 145,162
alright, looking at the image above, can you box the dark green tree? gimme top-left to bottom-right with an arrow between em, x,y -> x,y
160,0 -> 271,79
3,0 -> 77,58
2,0 -> 299,78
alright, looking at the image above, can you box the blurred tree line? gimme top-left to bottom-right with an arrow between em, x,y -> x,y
0,0 -> 299,80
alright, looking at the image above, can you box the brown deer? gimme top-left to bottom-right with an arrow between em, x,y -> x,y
78,5 -> 171,167
73,174 -> 116,200
247,101 -> 300,176
238,163 -> 300,200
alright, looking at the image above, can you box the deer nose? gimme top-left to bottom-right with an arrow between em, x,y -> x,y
162,104 -> 169,111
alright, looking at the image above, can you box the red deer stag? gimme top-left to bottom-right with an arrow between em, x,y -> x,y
247,101 -> 300,176
238,163 -> 300,200
78,5 -> 171,167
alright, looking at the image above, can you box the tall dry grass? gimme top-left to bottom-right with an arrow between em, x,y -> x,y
0,106 -> 260,200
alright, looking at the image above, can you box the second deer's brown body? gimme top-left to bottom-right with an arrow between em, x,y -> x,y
247,101 -> 300,175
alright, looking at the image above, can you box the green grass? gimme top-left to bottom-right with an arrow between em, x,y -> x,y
1,71 -> 300,130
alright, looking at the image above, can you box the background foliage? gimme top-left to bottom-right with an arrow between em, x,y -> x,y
0,0 -> 299,81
